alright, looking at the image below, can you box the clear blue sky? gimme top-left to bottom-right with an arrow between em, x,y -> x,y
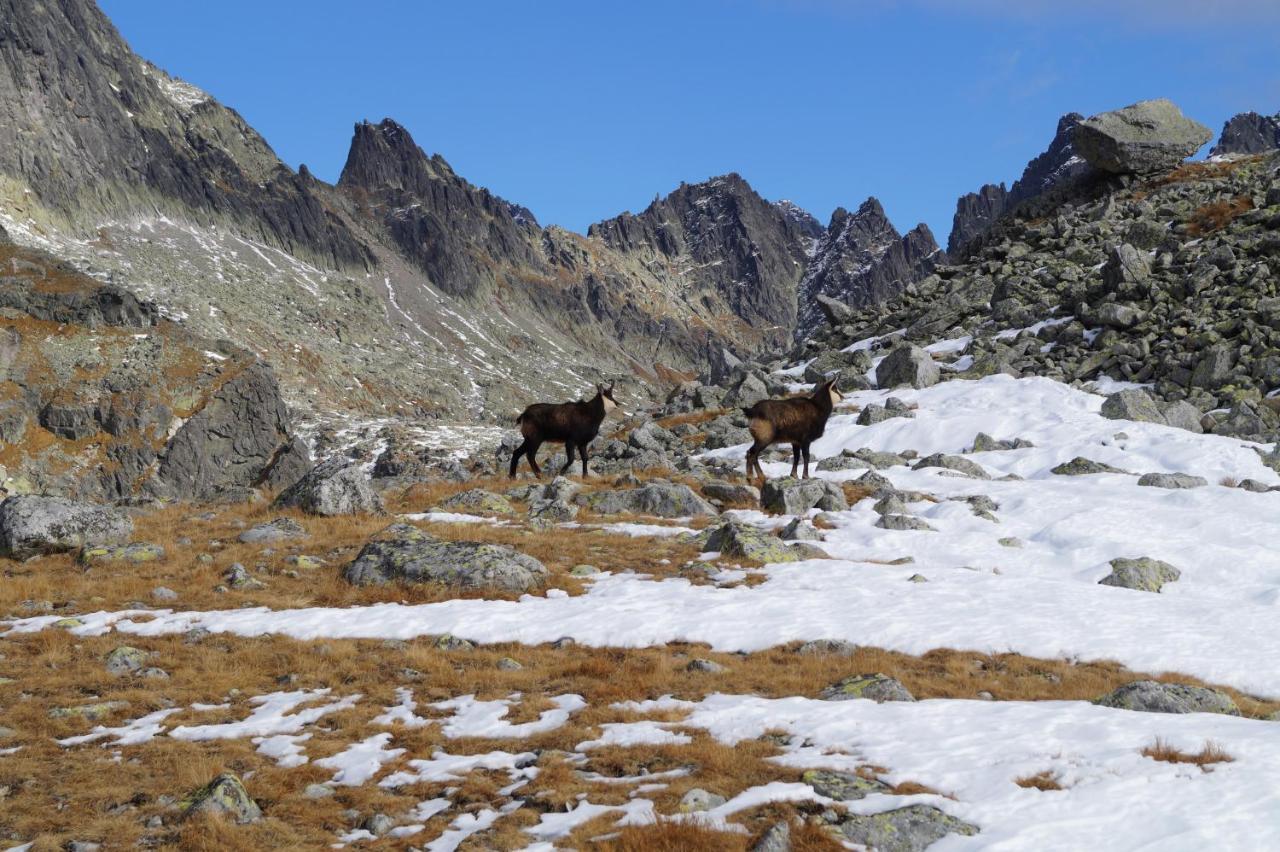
100,0 -> 1279,244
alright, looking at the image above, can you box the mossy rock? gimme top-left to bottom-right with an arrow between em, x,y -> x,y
802,769 -> 890,800
819,673 -> 915,703
835,804 -> 979,851
181,773 -> 261,823
439,489 -> 517,516
78,542 -> 165,566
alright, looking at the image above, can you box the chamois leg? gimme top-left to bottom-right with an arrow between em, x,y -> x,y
509,440 -> 529,478
790,444 -> 801,478
802,444 -> 811,478
747,440 -> 769,484
579,442 -> 590,477
526,440 -> 544,477
560,441 -> 576,475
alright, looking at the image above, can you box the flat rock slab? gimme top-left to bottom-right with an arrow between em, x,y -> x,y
819,673 -> 916,702
1095,680 -> 1239,715
237,518 -> 308,544
1075,98 -> 1212,174
702,521 -> 824,563
343,523 -> 547,593
835,804 -> 979,851
760,477 -> 848,514
1137,472 -> 1208,489
576,482 -> 717,517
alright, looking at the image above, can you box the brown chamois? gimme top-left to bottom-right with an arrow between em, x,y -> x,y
510,383 -> 619,478
743,378 -> 843,482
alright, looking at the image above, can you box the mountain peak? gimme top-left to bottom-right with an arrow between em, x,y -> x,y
338,117 -> 450,192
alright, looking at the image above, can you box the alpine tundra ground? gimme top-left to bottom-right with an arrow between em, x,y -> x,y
4,375 -> 1280,850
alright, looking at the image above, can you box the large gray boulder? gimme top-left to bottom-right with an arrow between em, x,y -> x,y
273,457 -> 383,516
576,482 -> 717,517
760,477 -> 848,514
1137,472 -> 1207,490
154,361 -> 311,501
835,805 -> 979,851
1100,388 -> 1164,424
702,521 -> 824,563
343,523 -> 547,592
876,344 -> 939,389
0,495 -> 132,559
1095,681 -> 1239,715
1075,99 -> 1212,174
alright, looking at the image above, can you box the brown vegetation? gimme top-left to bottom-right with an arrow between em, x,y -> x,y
1186,196 -> 1254,237
1014,770 -> 1064,791
1141,738 -> 1234,770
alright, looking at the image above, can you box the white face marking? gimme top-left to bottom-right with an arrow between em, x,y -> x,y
602,395 -> 618,413
828,386 -> 843,405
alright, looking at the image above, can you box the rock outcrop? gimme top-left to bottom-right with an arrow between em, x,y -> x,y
0,495 -> 132,559
343,523 -> 547,592
1074,99 -> 1212,174
1210,111 -> 1280,158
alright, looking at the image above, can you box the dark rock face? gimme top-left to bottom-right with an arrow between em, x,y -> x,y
796,198 -> 942,334
947,113 -> 1089,258
1210,111 -> 1280,157
155,361 -> 309,502
590,173 -> 815,348
0,0 -> 371,269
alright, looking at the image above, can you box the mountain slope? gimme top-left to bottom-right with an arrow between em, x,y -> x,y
795,199 -> 942,336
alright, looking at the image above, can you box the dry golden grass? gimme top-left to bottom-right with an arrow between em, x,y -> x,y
0,616 -> 1273,848
1015,770 -> 1064,791
1186,196 -> 1254,237
1141,738 -> 1235,770
1147,157 -> 1256,187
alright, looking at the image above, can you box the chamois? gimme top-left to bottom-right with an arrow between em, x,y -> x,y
510,383 -> 619,478
743,378 -> 843,482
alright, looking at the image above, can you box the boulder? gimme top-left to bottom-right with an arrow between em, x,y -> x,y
796,639 -> 858,656
1098,556 -> 1181,592
876,514 -> 936,532
759,477 -> 848,514
701,480 -> 759,506
0,495 -> 132,559
752,822 -> 791,852
723,372 -> 770,408
343,523 -> 547,593
1095,681 -> 1239,715
104,645 -> 148,674
1159,400 -> 1204,433
913,453 -> 990,480
576,482 -> 717,517
1100,244 -> 1151,293
1100,388 -> 1164,424
1074,99 -> 1212,174
779,517 -> 823,541
702,521 -> 824,563
816,294 -> 856,325
802,769 -> 890,800
273,457 -> 383,516
439,489 -> 517,516
1137,472 -> 1207,489
819,673 -> 915,702
835,805 -> 979,851
237,518 -> 308,544
78,542 -> 165,565
876,344 -> 939,389
181,773 -> 262,824
1051,457 -> 1128,476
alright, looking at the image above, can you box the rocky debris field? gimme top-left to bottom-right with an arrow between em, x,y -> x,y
3,358 -> 1280,849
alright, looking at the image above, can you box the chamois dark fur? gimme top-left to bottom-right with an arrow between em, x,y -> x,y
510,383 -> 618,478
743,378 -> 843,482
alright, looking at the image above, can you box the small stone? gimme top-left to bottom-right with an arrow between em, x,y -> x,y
569,564 -> 599,576
907,573 -> 928,583
797,639 -> 858,656
998,537 -> 1023,548
360,813 -> 395,836
433,634 -> 475,651
141,667 -> 170,679
497,657 -> 524,671
679,787 -> 726,813
304,783 -> 334,799
686,658 -> 725,674
1051,457 -> 1128,476
876,514 -> 936,532
104,646 -> 147,674
151,587 -> 178,602
285,555 -> 326,569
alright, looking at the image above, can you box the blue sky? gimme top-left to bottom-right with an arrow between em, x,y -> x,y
100,0 -> 1279,245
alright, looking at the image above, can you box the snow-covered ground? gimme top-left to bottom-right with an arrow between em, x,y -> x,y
11,375 -> 1279,694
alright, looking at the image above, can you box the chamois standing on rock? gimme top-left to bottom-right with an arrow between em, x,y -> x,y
743,378 -> 843,482
510,383 -> 619,478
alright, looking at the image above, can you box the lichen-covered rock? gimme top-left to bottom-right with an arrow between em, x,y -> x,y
104,645 -> 148,674
759,477 -> 848,514
0,495 -> 132,559
679,788 -> 726,813
273,457 -> 383,516
439,489 -> 516,516
819,673 -> 915,702
1101,388 -> 1164,424
1098,556 -> 1181,592
802,769 -> 890,800
181,773 -> 262,824
779,517 -> 823,541
48,700 -> 129,721
876,344 -> 939,389
835,805 -> 979,851
1075,99 -> 1212,174
751,821 -> 792,852
701,480 -> 760,505
1096,681 -> 1239,715
912,453 -> 990,479
702,521 -> 824,563
78,542 -> 165,565
797,639 -> 858,656
1050,457 -> 1128,476
343,523 -> 547,593
876,514 -> 936,532
237,518 -> 308,544
1137,472 -> 1207,489
576,482 -> 717,517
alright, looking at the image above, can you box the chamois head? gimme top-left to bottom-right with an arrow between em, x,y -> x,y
816,378 -> 843,407
596,382 -> 618,413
